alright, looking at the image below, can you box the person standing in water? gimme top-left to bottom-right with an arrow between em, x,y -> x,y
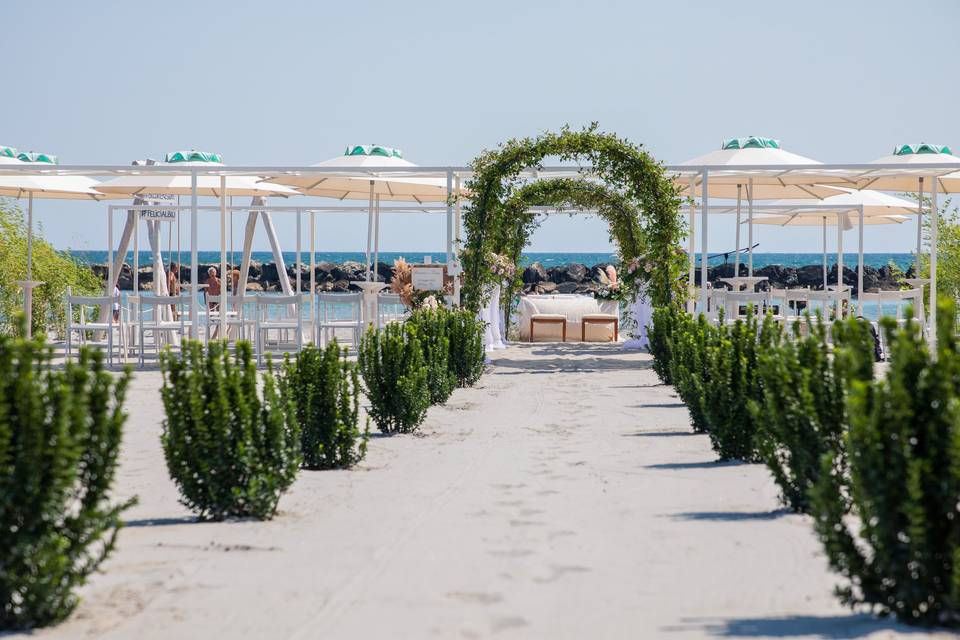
167,262 -> 181,319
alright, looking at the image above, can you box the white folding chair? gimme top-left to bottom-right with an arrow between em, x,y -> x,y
205,294 -> 250,343
316,292 -> 363,349
377,292 -> 408,329
137,295 -> 189,366
65,287 -> 125,366
719,291 -> 771,324
255,294 -> 304,365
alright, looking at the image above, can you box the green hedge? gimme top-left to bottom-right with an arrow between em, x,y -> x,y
283,342 -> 368,470
444,308 -> 486,387
358,323 -> 430,434
0,333 -> 134,629
812,302 -> 960,627
407,308 -> 457,404
159,340 -> 300,520
751,315 -> 875,513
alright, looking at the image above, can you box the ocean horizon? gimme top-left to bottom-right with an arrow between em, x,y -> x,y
69,250 -> 917,271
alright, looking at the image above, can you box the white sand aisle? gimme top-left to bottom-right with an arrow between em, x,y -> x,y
27,343 -> 947,639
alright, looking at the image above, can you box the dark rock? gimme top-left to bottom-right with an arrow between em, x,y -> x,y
796,264 -> 827,289
376,262 -> 393,283
556,282 -> 578,294
536,281 -> 558,294
522,262 -> 547,284
549,263 -> 587,283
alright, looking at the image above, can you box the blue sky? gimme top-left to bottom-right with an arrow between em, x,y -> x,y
3,0 -> 958,255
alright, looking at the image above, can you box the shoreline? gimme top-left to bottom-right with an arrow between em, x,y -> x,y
91,260 -> 914,296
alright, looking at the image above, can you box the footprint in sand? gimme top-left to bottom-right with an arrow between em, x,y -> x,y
533,565 -> 591,584
446,591 -> 504,605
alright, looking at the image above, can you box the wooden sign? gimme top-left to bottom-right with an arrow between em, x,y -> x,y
411,265 -> 445,291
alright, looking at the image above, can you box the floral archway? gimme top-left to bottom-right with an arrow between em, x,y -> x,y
459,125 -> 684,314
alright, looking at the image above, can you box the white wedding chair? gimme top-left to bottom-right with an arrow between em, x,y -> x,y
136,294 -> 190,366
317,292 -> 363,349
204,294 -> 250,344
377,292 -> 408,329
65,287 -> 125,366
255,294 -> 304,364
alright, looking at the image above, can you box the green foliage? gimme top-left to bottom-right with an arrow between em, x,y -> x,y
811,300 -> 960,627
0,200 -> 102,338
461,124 -> 684,311
702,312 -> 772,461
159,340 -> 300,520
444,308 -> 486,387
283,342 -> 368,470
751,315 -> 875,512
0,331 -> 134,629
649,305 -> 683,384
358,323 -> 430,434
407,308 -> 457,404
668,313 -> 713,434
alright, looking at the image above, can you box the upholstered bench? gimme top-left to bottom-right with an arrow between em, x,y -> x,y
581,313 -> 619,342
530,313 -> 567,342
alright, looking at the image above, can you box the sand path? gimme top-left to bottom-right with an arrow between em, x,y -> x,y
26,343 -> 945,639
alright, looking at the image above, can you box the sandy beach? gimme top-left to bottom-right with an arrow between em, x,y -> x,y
21,343 -> 947,639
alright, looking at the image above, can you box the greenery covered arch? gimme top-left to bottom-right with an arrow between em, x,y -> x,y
460,125 -> 683,312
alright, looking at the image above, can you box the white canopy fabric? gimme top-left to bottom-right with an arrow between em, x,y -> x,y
267,145 -> 463,280
94,161 -> 298,197
267,146 -> 453,202
678,137 -> 846,289
769,187 -> 918,215
0,153 -> 122,337
854,145 -> 960,193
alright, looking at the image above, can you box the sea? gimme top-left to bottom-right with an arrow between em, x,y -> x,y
68,250 -> 916,271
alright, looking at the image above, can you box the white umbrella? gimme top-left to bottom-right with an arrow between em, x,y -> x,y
93,151 -> 298,197
268,145 -> 459,281
751,211 -> 908,311
677,137 -> 847,312
0,149 -> 120,337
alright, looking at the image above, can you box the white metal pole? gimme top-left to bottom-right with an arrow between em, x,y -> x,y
687,176 -> 696,314
296,208 -> 302,295
454,175 -> 462,306
446,169 -> 454,271
700,170 -> 709,314
190,171 -> 199,339
916,178 -> 923,277
366,180 -> 374,281
747,178 -> 754,276
219,175 -> 227,341
930,176 -> 938,352
24,192 -> 34,337
858,206 -> 864,313
734,184 -> 742,277
837,212 -> 843,317
822,216 -> 828,292
373,194 -> 381,281
133,209 -> 139,294
310,211 -> 316,341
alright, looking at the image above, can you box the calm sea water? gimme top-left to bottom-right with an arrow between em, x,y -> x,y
69,250 -> 916,271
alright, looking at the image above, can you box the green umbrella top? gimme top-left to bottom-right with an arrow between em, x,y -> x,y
164,150 -> 223,164
343,144 -> 403,159
721,136 -> 781,150
17,151 -> 58,164
893,143 -> 953,156
0,146 -> 17,159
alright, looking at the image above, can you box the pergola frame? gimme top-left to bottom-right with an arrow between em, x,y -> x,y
5,159 -> 959,348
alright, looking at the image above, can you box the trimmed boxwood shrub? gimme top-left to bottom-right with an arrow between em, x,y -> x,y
701,311 -> 783,461
159,340 -> 300,520
283,342 -> 368,470
648,305 -> 681,384
445,308 -> 486,387
358,323 -> 430,434
751,314 -> 875,513
811,301 -> 960,627
668,312 -> 713,434
0,334 -> 134,630
407,308 -> 457,405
